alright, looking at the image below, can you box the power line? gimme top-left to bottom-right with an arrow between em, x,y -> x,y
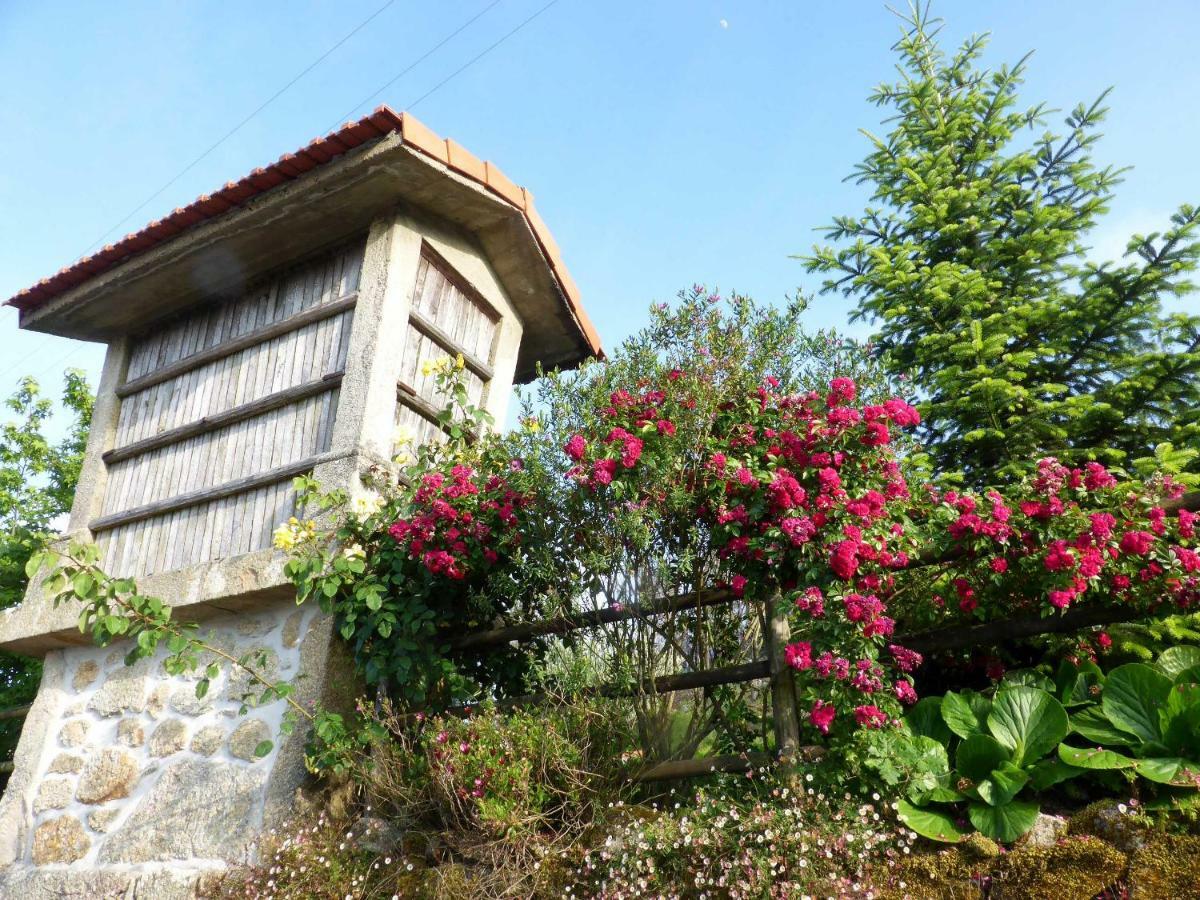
5,0 -> 567,388
407,0 -> 562,111
1,0 -> 403,388
80,0 -> 402,258
329,0 -> 505,131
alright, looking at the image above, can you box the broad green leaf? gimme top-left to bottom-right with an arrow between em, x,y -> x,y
987,687 -> 1069,765
24,551 -> 46,579
1134,757 -> 1184,784
72,571 -> 96,599
1029,758 -> 1084,790
1157,646 -> 1200,679
1055,658 -> 1104,707
942,690 -> 991,739
976,762 -> 1028,807
1175,666 -> 1200,688
253,740 -> 274,758
1070,705 -> 1136,747
1002,669 -> 1055,693
1103,664 -> 1172,745
1057,744 -> 1135,770
907,697 -> 953,745
1163,689 -> 1200,756
1143,791 -> 1200,812
957,733 -> 1010,781
896,799 -> 966,843
967,799 -> 1040,843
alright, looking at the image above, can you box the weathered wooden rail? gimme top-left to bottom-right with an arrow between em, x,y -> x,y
446,490 -> 1200,781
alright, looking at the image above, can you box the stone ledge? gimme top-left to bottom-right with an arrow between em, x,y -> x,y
0,543 -> 291,656
0,865 -> 224,900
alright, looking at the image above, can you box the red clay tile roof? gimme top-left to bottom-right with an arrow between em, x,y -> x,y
7,105 -> 601,358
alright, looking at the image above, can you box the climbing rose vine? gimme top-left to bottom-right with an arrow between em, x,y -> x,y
562,373 -> 925,741
287,355 -> 1199,744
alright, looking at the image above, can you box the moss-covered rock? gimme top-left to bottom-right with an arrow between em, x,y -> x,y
880,848 -> 984,899
990,835 -> 1126,900
1126,832 -> 1200,899
1068,800 -> 1153,853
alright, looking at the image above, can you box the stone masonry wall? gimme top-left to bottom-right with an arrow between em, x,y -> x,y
0,598 -> 326,895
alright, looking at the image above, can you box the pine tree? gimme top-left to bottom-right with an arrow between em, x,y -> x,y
805,4 -> 1200,485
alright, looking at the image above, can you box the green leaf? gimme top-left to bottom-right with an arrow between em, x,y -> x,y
1057,744 -> 1135,770
1055,658 -> 1104,707
941,690 -> 991,739
1157,646 -> 1200,679
976,762 -> 1029,807
956,733 -> 1010,781
253,740 -> 274,758
24,551 -> 46,579
1133,757 -> 1187,784
195,678 -> 209,699
907,697 -> 953,745
72,571 -> 96,599
896,799 -> 967,843
1001,669 -> 1055,693
1028,759 -> 1084,790
1103,664 -> 1172,745
987,687 -> 1069,766
1070,705 -> 1136,747
967,800 -> 1040,843
1174,666 -> 1200,688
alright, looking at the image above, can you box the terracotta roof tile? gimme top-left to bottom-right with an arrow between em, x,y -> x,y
484,162 -> 524,209
445,139 -> 488,184
6,105 -> 600,360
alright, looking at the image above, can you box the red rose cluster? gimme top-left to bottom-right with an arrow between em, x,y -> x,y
934,457 -> 1200,620
562,372 -> 927,740
387,464 -> 531,581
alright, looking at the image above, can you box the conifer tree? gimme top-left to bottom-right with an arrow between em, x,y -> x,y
805,4 -> 1200,485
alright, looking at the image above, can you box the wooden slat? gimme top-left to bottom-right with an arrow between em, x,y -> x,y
104,373 -> 343,464
449,588 -> 739,651
631,752 -> 773,783
484,659 -> 770,710
408,308 -> 495,381
0,704 -> 31,722
116,292 -> 357,398
89,449 -> 345,533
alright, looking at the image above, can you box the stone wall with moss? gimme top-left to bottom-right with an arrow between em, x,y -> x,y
0,598 -> 333,895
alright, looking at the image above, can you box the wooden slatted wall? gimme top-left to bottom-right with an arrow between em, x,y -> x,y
94,240 -> 365,577
394,247 -> 499,452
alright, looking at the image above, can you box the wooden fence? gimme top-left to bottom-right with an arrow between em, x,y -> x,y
1,491 -> 1195,784
443,490 -> 1200,783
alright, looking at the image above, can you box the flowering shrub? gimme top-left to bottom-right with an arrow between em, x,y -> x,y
916,457 -> 1199,628
570,771 -> 914,899
283,360 -> 564,706
365,700 -> 632,841
561,364 -> 926,743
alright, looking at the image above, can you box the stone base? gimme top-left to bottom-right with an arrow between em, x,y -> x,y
0,865 -> 223,899
0,597 -> 353,891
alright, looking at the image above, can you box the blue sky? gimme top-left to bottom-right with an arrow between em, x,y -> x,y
1,0 -> 1198,434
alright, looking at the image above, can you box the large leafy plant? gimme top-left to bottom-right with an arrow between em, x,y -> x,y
1059,650 -> 1200,790
898,685 -> 1076,842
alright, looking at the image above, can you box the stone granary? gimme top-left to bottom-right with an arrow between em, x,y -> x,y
0,106 -> 600,896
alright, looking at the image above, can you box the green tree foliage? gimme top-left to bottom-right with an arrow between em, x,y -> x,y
805,4 -> 1200,485
0,371 -> 93,758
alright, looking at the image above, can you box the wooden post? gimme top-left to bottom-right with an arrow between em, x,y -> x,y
765,595 -> 801,760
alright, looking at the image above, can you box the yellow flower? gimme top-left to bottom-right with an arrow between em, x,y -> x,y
421,355 -> 452,377
272,523 -> 298,551
352,495 -> 382,518
455,353 -> 465,371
